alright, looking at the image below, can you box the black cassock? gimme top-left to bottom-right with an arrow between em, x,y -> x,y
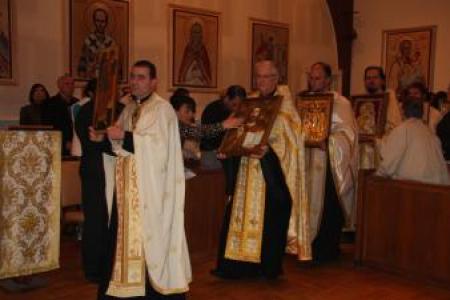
311,159 -> 344,262
75,101 -> 111,283
213,148 -> 292,279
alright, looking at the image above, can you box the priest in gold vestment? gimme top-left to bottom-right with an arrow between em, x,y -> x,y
359,66 -> 402,169
212,60 -> 310,279
95,60 -> 191,299
287,62 -> 358,262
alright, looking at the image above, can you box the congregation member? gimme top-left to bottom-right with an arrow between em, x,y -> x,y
19,83 -> 51,125
359,66 -> 403,169
44,74 -> 79,155
431,91 -> 448,112
70,80 -> 97,156
377,97 -> 449,185
200,86 -> 244,169
212,60 -> 309,279
201,85 -> 247,196
289,62 -> 358,263
74,79 -> 112,283
92,60 -> 191,299
170,94 -> 243,161
404,81 -> 442,134
437,86 -> 450,161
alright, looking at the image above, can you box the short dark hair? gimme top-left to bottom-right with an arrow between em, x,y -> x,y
403,96 -> 424,119
133,60 -> 157,79
364,66 -> 386,80
172,87 -> 190,97
170,95 -> 196,114
28,83 -> 50,104
312,62 -> 332,79
225,85 -> 247,100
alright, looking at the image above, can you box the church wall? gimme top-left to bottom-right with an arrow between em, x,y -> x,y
351,0 -> 450,94
0,0 -> 337,122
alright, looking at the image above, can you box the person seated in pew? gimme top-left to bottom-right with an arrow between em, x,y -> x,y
403,82 -> 442,134
376,97 -> 449,185
170,95 -> 242,161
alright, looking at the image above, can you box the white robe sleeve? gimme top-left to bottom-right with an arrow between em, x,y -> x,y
377,125 -> 407,177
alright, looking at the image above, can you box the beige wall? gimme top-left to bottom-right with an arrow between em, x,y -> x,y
351,0 -> 450,94
0,0 -> 337,121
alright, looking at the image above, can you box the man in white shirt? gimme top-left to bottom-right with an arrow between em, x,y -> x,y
377,97 -> 449,185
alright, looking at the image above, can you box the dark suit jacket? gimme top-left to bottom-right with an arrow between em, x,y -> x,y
43,93 -> 78,155
19,104 -> 44,125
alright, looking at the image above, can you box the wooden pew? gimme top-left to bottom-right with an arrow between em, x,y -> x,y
184,169 -> 226,257
59,161 -> 226,256
355,170 -> 450,287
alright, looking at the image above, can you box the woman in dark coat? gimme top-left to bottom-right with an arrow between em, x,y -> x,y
19,83 -> 50,125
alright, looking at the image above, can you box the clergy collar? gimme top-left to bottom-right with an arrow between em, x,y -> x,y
132,93 -> 152,105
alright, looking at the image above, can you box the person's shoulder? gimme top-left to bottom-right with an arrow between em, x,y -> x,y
202,98 -> 222,115
49,93 -> 60,101
20,104 -> 32,116
48,94 -> 64,105
78,100 -> 94,113
148,93 -> 177,118
334,92 -> 350,103
20,104 -> 32,111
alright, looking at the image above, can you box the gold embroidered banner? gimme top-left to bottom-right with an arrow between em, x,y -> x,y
0,130 -> 61,279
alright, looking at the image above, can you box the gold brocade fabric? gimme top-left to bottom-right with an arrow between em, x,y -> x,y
225,86 -> 311,262
0,130 -> 61,279
107,156 -> 146,297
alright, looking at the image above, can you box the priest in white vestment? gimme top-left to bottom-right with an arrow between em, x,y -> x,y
377,97 -> 449,185
359,66 -> 402,169
287,62 -> 358,262
94,60 -> 191,299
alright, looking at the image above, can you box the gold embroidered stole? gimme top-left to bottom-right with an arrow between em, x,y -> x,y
224,157 -> 266,262
106,156 -> 146,298
225,86 -> 311,262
